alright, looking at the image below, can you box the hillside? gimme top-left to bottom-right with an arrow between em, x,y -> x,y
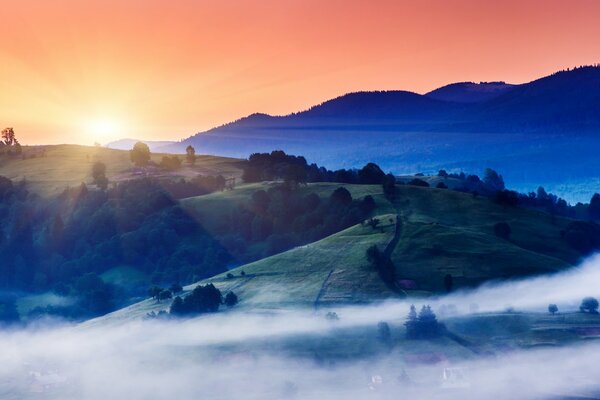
156,66 -> 600,203
90,182 -> 586,325
0,144 -> 244,197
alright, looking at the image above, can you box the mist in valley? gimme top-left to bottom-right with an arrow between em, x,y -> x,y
2,255 -> 600,399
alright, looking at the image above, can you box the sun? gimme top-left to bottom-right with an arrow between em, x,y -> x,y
85,118 -> 122,143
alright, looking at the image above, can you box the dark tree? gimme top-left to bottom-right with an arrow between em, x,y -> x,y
407,178 -> 429,187
148,286 -> 162,300
444,274 -> 453,293
483,168 -> 505,191
494,222 -> 512,240
382,174 -> 396,199
224,291 -> 239,307
405,304 -> 442,339
130,141 -> 151,166
283,164 -> 307,188
170,283 -> 183,294
366,245 -> 395,287
358,162 -> 385,184
186,145 -> 196,165
494,190 -> 519,206
580,297 -> 599,314
158,289 -> 172,301
548,304 -> 558,315
590,193 -> 600,221
330,187 -> 352,206
169,284 -> 223,316
91,161 -> 109,190
404,305 -> 419,339
360,195 -> 376,214
437,170 -> 449,178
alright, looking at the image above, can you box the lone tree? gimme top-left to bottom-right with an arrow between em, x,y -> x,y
186,145 -> 196,165
1,127 -> 17,146
130,141 -> 151,167
580,297 -> 599,314
589,193 -> 600,221
548,304 -> 558,315
91,161 -> 109,190
224,291 -> 239,307
366,245 -> 395,286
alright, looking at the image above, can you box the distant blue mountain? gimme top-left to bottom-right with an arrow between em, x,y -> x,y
106,138 -> 175,152
425,81 -> 515,103
156,66 -> 600,202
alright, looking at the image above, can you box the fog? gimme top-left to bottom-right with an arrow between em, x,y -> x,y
2,255 -> 600,399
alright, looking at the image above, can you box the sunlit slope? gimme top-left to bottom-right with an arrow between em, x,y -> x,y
390,185 -> 578,292
85,217 -> 397,326
0,144 -> 243,197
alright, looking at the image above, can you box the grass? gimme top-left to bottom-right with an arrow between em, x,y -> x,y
87,215 -> 397,325
0,144 -> 244,197
180,182 -> 395,236
389,185 -> 579,292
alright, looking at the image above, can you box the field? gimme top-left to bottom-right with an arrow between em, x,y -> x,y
0,144 -> 244,197
389,185 -> 579,292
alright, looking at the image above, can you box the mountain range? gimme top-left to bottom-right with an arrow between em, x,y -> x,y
110,66 -> 600,202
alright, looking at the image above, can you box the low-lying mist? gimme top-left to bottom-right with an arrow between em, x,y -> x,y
2,254 -> 600,399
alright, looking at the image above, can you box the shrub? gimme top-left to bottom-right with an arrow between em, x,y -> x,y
224,291 -> 239,307
407,178 -> 429,187
130,142 -> 151,166
170,284 -> 223,316
580,297 -> 599,314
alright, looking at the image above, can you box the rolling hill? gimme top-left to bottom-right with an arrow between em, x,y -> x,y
156,66 -> 600,203
90,182 -> 586,324
0,144 -> 244,197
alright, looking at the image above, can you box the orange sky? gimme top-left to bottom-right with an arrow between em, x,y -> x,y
1,0 -> 600,145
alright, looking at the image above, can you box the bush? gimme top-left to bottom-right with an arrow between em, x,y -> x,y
224,291 -> 239,307
130,142 -> 151,166
580,297 -> 599,314
436,182 -> 448,189
407,178 -> 429,187
170,284 -> 223,316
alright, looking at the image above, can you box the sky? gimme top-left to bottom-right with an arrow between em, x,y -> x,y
1,0 -> 600,145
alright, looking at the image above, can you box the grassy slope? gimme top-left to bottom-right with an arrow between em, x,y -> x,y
0,144 -> 244,197
90,181 -> 585,327
390,185 -> 579,292
87,216 -> 397,326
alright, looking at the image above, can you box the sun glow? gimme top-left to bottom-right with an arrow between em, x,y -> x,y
85,118 -> 122,143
